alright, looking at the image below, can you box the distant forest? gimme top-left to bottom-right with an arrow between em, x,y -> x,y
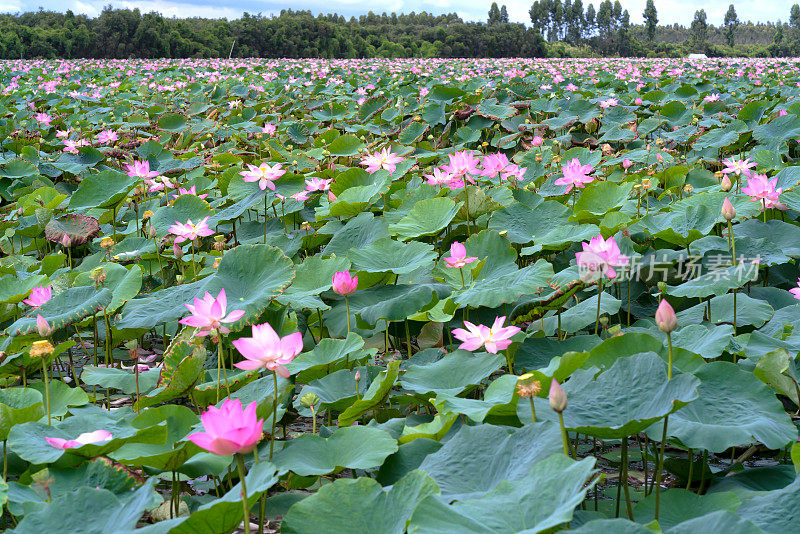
0,2 -> 798,59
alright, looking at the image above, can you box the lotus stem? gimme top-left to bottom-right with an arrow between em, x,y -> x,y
464,185 -> 471,233
459,267 -> 466,289
345,295 -> 351,335
558,412 -> 569,456
270,370 -> 278,460
595,279 -> 603,335
3,440 -> 7,481
505,350 -> 514,375
405,319 -> 413,358
621,436 -> 634,520
654,414 -> 669,521
667,332 -> 673,380
235,454 -> 252,534
42,356 -> 51,425
216,335 -> 223,403
686,449 -> 694,490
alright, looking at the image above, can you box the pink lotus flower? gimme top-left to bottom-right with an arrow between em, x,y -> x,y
789,278 -> 800,300
35,112 -> 52,126
187,398 -> 263,456
742,173 -> 786,210
23,285 -> 52,307
239,162 -> 286,191
634,97 -> 643,105
599,98 -> 618,108
622,159 -> 633,170
655,298 -> 677,333
125,160 -> 160,179
332,271 -> 358,296
423,167 -> 452,186
96,130 -> 118,144
452,316 -> 520,354
575,234 -> 629,281
532,136 -> 544,147
45,430 -> 112,450
360,147 -> 405,174
779,109 -> 788,117
444,242 -> 477,269
555,158 -> 595,193
171,186 -> 208,200
481,153 -> 511,179
442,150 -> 480,179
305,177 -> 332,192
232,323 -> 303,377
262,123 -> 277,135
169,216 -> 214,243
704,93 -> 720,102
179,289 -> 245,336
721,157 -> 757,177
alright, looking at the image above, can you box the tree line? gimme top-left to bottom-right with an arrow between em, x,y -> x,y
0,3 -> 799,59
527,0 -> 800,57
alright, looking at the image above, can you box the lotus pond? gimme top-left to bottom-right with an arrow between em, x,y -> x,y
0,57 -> 799,533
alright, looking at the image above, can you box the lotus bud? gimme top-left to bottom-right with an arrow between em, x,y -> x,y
722,197 -> 736,221
655,299 -> 677,333
532,135 -> 544,147
635,97 -> 643,105
622,159 -> 633,170
549,378 -> 567,413
328,191 -> 337,203
300,392 -> 320,409
656,153 -> 664,164
173,242 -> 183,258
354,370 -> 361,382
36,314 -> 51,337
60,234 -> 71,248
720,175 -> 732,192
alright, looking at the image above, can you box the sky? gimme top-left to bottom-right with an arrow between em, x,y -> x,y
7,0 -> 793,26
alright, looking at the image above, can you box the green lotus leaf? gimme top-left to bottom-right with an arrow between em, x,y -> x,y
8,478 -> 157,534
0,387 -> 44,441
519,352 -> 700,438
68,170 -> 138,210
631,489 -> 742,530
400,350 -> 503,396
408,455 -> 596,534
418,422 -> 562,501
348,238 -> 437,274
282,470 -> 437,534
272,426 -> 398,476
118,245 -> 294,330
6,286 -> 112,336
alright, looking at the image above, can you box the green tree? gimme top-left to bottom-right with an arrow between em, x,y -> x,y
690,9 -> 708,51
488,2 -> 502,25
791,4 -> 800,29
643,0 -> 658,41
585,2 -> 596,35
723,4 -> 739,47
500,5 -> 509,22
